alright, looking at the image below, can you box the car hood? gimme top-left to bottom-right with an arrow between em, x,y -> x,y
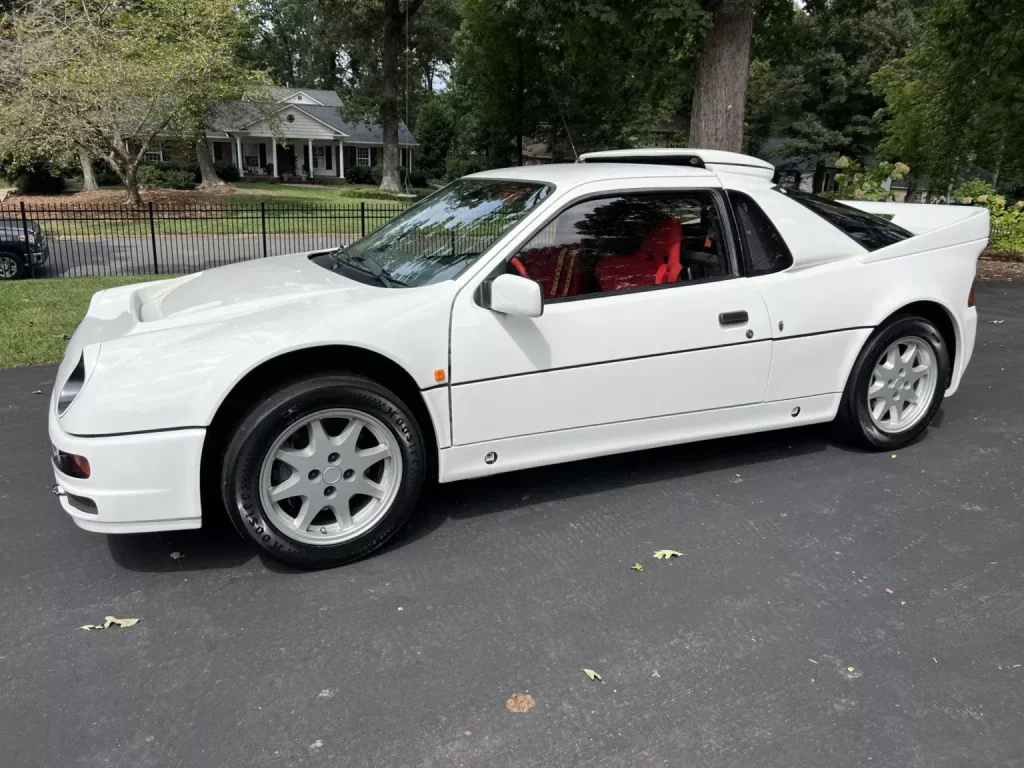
137,252 -> 370,323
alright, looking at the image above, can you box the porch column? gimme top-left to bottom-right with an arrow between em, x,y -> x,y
272,140 -> 278,179
308,138 -> 314,178
408,148 -> 413,172
338,140 -> 344,177
236,136 -> 244,177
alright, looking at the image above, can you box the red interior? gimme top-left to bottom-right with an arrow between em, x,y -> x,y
514,245 -> 587,298
594,219 -> 682,292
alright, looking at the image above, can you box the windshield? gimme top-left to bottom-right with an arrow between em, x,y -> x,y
326,179 -> 551,287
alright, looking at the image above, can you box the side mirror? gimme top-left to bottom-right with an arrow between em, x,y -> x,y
484,274 -> 543,318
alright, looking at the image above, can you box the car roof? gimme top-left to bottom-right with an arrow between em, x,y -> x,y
467,161 -> 717,189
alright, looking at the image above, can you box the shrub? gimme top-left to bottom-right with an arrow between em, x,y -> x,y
345,165 -> 374,185
370,164 -> 383,185
14,164 -> 65,195
825,156 -> 909,201
445,154 -> 482,181
955,181 -> 1024,257
137,162 -> 198,190
214,161 -> 240,182
406,168 -> 428,188
91,160 -> 120,186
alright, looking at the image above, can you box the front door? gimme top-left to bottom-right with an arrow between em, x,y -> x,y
448,189 -> 772,445
277,145 -> 295,175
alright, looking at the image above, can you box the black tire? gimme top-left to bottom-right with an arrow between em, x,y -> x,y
0,250 -> 25,280
836,315 -> 950,450
220,374 -> 427,569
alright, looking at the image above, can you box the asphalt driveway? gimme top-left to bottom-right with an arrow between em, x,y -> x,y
1,283 -> 1022,768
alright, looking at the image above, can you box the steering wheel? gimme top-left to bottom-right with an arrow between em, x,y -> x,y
509,256 -> 530,278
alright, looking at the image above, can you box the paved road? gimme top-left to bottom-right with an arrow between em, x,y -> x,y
34,233 -> 359,277
2,283 -> 1023,768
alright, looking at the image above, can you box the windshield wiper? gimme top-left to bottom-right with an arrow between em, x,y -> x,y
326,245 -> 405,288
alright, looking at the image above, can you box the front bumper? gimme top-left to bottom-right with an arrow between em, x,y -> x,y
49,410 -> 205,533
30,242 -> 48,266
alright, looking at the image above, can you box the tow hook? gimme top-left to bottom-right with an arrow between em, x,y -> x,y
52,484 -> 66,497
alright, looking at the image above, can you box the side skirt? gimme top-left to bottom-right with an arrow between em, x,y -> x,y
438,393 -> 841,483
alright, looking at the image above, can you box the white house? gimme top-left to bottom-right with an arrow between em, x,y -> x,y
203,88 -> 417,180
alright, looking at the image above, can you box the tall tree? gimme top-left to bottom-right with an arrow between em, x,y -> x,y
311,0 -> 458,194
689,0 -> 757,151
0,0 -> 269,204
874,0 -> 1024,195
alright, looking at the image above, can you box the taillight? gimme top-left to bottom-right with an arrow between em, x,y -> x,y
968,282 -> 976,307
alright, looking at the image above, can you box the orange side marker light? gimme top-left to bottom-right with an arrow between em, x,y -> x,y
434,368 -> 446,382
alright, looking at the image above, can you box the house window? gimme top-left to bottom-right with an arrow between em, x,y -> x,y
356,147 -> 370,167
510,191 -> 729,302
144,145 -> 163,163
243,143 -> 261,170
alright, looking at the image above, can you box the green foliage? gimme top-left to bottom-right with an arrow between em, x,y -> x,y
748,0 -> 921,163
90,160 -> 120,187
874,0 -> 1024,195
448,0 -> 708,170
0,0 -> 271,203
214,162 -> 241,183
345,165 -> 374,185
824,156 -> 910,202
13,163 -> 65,195
137,163 -> 198,190
954,181 -> 1024,256
415,97 -> 456,181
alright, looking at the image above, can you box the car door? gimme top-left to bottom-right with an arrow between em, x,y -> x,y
448,187 -> 772,446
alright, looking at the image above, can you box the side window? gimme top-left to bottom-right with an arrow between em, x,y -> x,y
508,191 -> 730,301
729,192 -> 793,275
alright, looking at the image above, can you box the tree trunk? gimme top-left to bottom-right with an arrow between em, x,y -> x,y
122,163 -> 142,206
79,147 -> 98,191
688,4 -> 756,152
380,0 -> 409,194
195,140 -> 225,188
516,35 -> 524,166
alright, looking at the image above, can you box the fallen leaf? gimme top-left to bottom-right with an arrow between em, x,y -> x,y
310,739 -> 323,749
397,606 -> 404,612
651,670 -> 660,678
891,454 -> 897,458
900,601 -> 906,606
885,588 -> 894,594
77,624 -> 102,631
104,616 -> 140,628
991,320 -> 1004,324
318,689 -> 334,699
631,562 -> 643,571
653,550 -> 683,559
505,693 -> 535,712
583,668 -> 604,682
463,730 -> 472,736
55,333 -> 71,341
808,659 -> 819,665
933,657 -> 938,664
847,666 -> 855,673
170,551 -> 184,560
31,390 -> 43,395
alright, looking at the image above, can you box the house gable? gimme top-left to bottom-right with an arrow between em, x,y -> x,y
243,105 -> 342,140
278,91 -> 324,106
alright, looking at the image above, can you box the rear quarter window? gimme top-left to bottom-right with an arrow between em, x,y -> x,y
777,188 -> 913,252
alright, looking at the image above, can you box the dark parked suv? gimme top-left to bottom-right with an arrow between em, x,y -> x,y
0,217 -> 49,279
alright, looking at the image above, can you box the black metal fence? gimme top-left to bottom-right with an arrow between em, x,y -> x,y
1,201 -> 410,278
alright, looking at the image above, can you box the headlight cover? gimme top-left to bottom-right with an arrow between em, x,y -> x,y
57,354 -> 86,416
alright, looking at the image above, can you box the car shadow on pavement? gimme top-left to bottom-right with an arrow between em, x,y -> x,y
105,506 -> 256,573
105,414 -> 941,572
393,422 -> 845,553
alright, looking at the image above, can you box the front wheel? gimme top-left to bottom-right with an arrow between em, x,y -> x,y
836,315 -> 950,450
0,250 -> 25,280
221,374 -> 427,569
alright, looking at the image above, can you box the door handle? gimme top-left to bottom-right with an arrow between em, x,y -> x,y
719,310 -> 749,326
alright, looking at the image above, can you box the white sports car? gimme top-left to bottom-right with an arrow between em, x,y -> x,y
49,149 -> 987,568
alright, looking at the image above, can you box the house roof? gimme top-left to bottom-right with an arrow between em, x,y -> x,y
268,87 -> 342,107
206,100 -> 417,145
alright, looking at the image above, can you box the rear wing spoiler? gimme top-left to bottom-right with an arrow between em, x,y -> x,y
840,201 -> 990,262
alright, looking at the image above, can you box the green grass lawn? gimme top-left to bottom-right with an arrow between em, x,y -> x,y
228,181 -> 431,208
0,276 -> 162,367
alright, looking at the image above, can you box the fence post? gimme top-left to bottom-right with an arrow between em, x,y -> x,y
19,202 -> 35,279
148,202 -> 159,275
360,202 -> 366,238
261,202 -> 268,258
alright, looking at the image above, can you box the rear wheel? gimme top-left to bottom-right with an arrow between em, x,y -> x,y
836,315 -> 950,450
221,374 -> 427,569
0,250 -> 25,280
